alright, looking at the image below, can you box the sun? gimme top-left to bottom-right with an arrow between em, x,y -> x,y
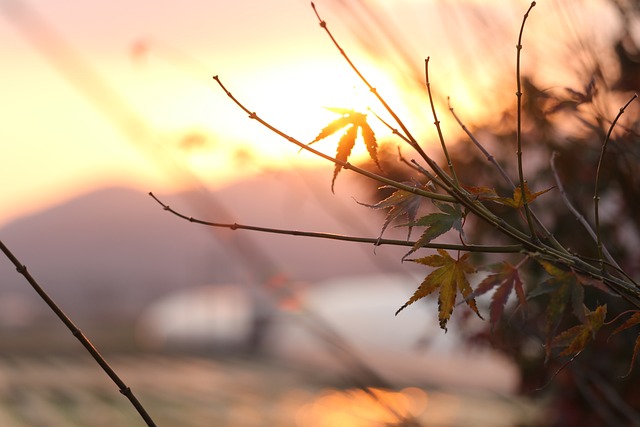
128,48 -> 445,190
168,56 -> 408,185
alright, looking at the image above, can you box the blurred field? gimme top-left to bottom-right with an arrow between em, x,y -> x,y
0,354 -> 542,427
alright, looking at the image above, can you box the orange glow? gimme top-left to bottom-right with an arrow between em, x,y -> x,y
0,0 -> 621,227
296,387 -> 429,427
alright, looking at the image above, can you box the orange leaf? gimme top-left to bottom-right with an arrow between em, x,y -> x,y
487,182 -> 554,208
624,335 -> 640,377
551,304 -> 607,357
308,109 -> 379,191
612,311 -> 640,335
331,125 -> 358,192
611,311 -> 640,376
532,260 -> 590,361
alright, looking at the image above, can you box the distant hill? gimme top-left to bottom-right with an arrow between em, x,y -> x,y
0,168 -> 417,325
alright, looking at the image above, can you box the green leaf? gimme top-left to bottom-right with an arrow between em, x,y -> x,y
532,260 -> 596,361
401,203 -> 464,260
398,250 -> 481,331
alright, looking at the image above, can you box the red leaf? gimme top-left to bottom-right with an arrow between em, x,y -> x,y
613,311 -> 640,335
611,311 -> 640,376
471,262 -> 526,328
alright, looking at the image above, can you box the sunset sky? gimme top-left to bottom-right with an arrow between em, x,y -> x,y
0,0 -> 620,226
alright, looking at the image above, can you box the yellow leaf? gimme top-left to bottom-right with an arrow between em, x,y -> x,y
398,250 -> 480,331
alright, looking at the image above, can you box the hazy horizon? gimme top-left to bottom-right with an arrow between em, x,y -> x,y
0,0 -> 620,226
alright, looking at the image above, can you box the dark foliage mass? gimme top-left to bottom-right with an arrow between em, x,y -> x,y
348,2 -> 640,425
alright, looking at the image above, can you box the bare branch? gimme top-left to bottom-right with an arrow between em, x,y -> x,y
425,58 -> 459,185
594,93 -> 638,269
515,1 -> 538,242
551,151 -> 618,268
0,240 -> 156,427
448,97 -> 568,253
447,97 -> 514,187
149,192 -> 523,254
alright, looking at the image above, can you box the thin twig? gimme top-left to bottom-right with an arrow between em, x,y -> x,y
550,151 -> 619,268
448,97 -> 569,254
588,369 -> 640,424
213,5 -> 640,308
573,367 -> 624,425
0,240 -> 156,427
308,3 -> 541,249
594,93 -> 638,270
149,192 -> 523,254
369,108 -> 447,188
211,76 -> 640,302
515,1 -> 538,242
425,58 -> 459,185
447,97 -> 514,187
310,1 -> 432,166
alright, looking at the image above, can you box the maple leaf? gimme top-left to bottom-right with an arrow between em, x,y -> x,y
551,304 -> 607,357
402,202 -> 464,260
358,184 -> 425,242
464,185 -> 499,201
486,182 -> 554,208
470,262 -> 526,328
612,311 -> 640,376
397,249 -> 481,331
548,77 -> 597,114
530,260 -> 606,360
309,109 -> 379,191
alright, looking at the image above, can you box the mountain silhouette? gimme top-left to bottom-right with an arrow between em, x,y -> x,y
0,168 -> 415,325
